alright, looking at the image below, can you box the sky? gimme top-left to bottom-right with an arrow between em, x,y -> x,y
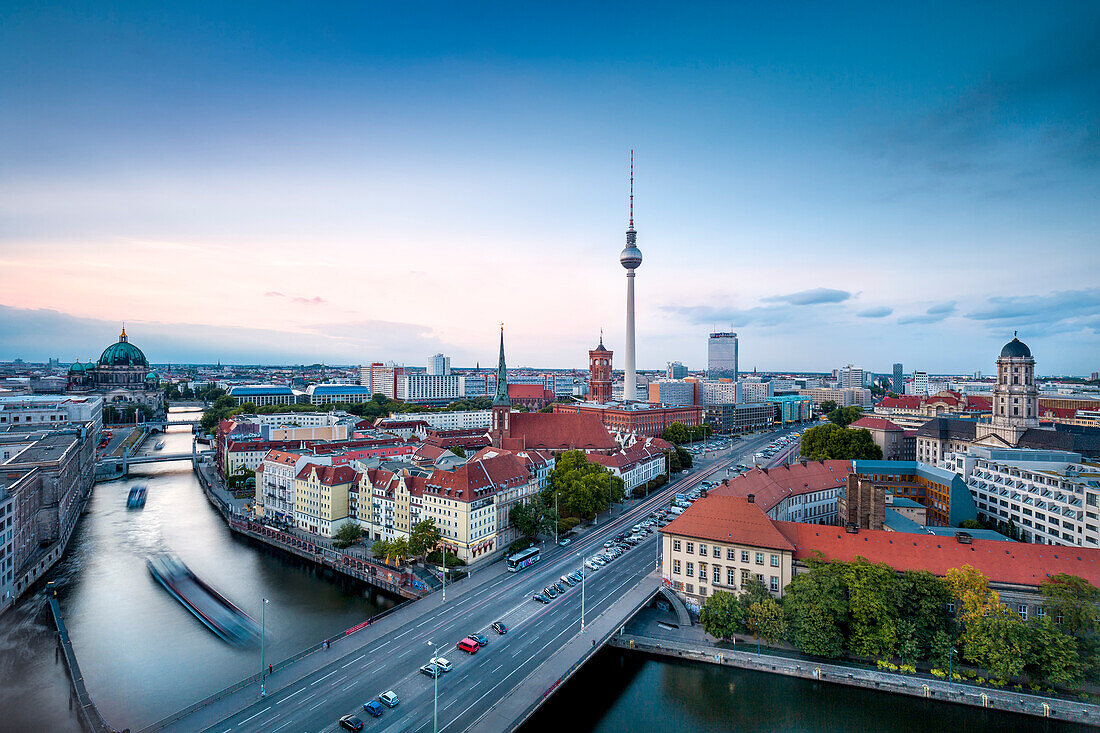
1,2 -> 1098,375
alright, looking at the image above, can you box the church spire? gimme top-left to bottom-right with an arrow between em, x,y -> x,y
492,324 -> 510,407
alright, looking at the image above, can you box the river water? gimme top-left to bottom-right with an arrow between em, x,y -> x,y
0,410 -> 1091,732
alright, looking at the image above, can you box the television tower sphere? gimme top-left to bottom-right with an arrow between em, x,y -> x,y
620,240 -> 643,270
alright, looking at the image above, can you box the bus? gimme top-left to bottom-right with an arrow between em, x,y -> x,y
506,546 -> 540,572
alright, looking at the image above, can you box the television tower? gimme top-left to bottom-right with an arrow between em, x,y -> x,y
620,151 -> 643,401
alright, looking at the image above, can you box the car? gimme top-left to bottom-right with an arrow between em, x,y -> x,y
431,656 -> 452,672
569,572 -> 583,583
560,575 -> 575,586
558,538 -> 571,546
469,633 -> 488,647
584,560 -> 598,571
420,663 -> 442,678
544,586 -> 558,598
603,541 -> 614,548
554,582 -> 566,593
532,593 -> 550,604
339,714 -> 365,731
492,621 -> 507,634
379,691 -> 399,707
363,700 -> 384,718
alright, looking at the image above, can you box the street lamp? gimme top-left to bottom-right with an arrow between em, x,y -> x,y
426,640 -> 439,733
578,553 -> 585,632
554,490 -> 558,546
259,598 -> 270,697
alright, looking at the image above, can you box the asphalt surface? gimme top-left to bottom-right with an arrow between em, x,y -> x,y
172,427 -> 802,733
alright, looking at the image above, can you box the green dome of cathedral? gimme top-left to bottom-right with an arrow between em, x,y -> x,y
98,327 -> 148,367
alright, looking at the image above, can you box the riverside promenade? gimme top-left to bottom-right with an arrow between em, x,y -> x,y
609,626 -> 1100,726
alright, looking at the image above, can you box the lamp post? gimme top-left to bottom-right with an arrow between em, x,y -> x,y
578,553 -> 585,632
426,640 -> 439,733
440,542 -> 446,604
259,598 -> 270,697
554,490 -> 559,546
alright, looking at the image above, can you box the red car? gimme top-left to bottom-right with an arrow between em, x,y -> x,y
457,638 -> 479,654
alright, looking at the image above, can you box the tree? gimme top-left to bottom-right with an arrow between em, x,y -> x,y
1040,573 -> 1100,682
1027,619 -> 1083,686
333,522 -> 364,549
675,446 -> 693,470
408,518 -> 442,558
843,558 -> 898,658
826,405 -> 863,428
544,451 -> 624,520
799,424 -> 883,461
782,559 -> 848,657
964,607 -> 1031,680
448,446 -> 466,458
372,538 -> 392,561
819,400 -> 838,415
389,537 -> 410,564
746,598 -> 785,644
894,570 -> 954,661
700,590 -> 743,640
663,422 -> 690,445
944,565 -> 1000,624
738,577 -> 772,615
510,500 -> 548,540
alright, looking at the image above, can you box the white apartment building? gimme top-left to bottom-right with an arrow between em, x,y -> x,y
797,387 -> 871,409
907,371 -> 930,397
378,410 -> 491,432
358,363 -> 403,399
944,447 -> 1100,548
426,354 -> 451,376
838,365 -> 865,389
243,412 -> 347,429
701,381 -> 740,406
770,378 -> 796,392
0,395 -> 104,431
396,374 -> 464,404
740,380 -> 774,403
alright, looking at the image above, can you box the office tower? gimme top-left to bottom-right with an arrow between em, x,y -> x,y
708,332 -> 738,379
892,363 -> 903,394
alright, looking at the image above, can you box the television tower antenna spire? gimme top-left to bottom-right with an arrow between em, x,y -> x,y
629,150 -> 634,229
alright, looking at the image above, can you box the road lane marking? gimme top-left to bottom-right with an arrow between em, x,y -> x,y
491,664 -> 502,673
311,670 -> 337,685
277,688 -> 305,704
343,682 -> 358,691
309,699 -> 327,710
238,708 -> 268,724
271,720 -> 294,732
341,653 -> 366,668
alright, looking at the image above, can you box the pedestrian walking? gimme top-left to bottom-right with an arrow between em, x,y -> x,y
268,664 -> 273,675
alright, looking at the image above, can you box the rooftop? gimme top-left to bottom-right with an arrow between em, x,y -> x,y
662,495 -> 796,552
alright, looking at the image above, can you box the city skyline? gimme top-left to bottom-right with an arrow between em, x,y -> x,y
2,3 -> 1099,373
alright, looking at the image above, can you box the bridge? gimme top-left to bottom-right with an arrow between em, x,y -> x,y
96,444 -> 214,479
137,429 -> 793,733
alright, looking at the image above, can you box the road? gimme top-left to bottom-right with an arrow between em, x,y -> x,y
170,427 -> 801,733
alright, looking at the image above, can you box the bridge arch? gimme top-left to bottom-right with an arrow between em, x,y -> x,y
656,586 -> 692,627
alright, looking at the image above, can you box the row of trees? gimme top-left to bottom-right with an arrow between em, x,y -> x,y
799,423 -> 882,460
368,518 -> 443,564
662,422 -> 711,445
819,401 -> 864,428
700,559 -> 1098,688
510,451 -> 626,542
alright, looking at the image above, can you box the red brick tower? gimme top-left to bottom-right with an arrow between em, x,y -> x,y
589,333 -> 613,403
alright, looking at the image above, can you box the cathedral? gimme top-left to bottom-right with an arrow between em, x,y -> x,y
67,326 -> 165,418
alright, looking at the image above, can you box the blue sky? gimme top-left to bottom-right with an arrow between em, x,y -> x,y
1,2 -> 1098,374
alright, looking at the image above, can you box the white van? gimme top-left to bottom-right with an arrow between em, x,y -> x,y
669,505 -> 685,515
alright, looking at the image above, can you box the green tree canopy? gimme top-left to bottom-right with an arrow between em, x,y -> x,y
782,559 -> 848,657
700,590 -> 743,640
819,400 -> 838,415
333,522 -> 364,549
826,405 -> 863,428
408,518 -> 442,558
746,598 -> 785,645
799,424 -> 883,460
543,451 -> 624,520
843,558 -> 899,658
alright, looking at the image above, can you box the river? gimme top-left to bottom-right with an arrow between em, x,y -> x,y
0,411 -> 1090,732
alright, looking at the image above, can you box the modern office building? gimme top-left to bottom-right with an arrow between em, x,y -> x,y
701,380 -> 740,406
852,460 -> 977,527
740,379 -> 773,403
426,353 -> 451,376
358,363 -> 404,399
305,384 -> 374,405
667,361 -> 688,379
797,387 -> 872,409
226,385 -> 302,407
647,380 -> 699,407
708,332 -> 738,380
767,395 -> 814,424
704,402 -> 774,434
892,363 -> 904,394
908,371 -> 929,397
838,364 -> 865,389
395,374 -> 464,405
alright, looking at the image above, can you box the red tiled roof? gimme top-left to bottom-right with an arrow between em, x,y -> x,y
425,452 -> 531,502
710,460 -> 853,512
850,416 -> 904,432
501,411 -> 617,452
262,449 -> 304,465
774,522 -> 1100,588
964,395 -> 992,411
507,384 -> 553,400
294,463 -> 359,486
879,396 -> 923,410
662,495 -> 796,552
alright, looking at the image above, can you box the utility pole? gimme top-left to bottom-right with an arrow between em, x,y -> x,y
259,598 -> 269,697
554,490 -> 558,546
579,553 -> 586,632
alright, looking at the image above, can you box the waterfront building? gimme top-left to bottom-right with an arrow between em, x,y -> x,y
661,495 -> 795,610
0,425 -> 96,615
426,353 -> 451,376
892,363 -> 904,394
707,332 -> 738,380
942,447 -> 1100,547
0,395 -> 104,432
305,384 -> 374,405
712,459 -> 852,524
703,403 -> 774,434
226,385 -> 302,407
851,460 -> 976,526
66,326 -> 164,418
589,338 -> 613,403
849,416 -> 916,461
257,450 -> 329,523
666,361 -> 688,379
293,464 -> 359,537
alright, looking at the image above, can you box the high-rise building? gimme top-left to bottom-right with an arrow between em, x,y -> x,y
426,353 -> 451,376
588,336 -> 613,403
358,362 -> 404,399
666,361 -> 688,379
908,371 -> 929,397
838,364 -> 865,389
892,363 -> 904,394
708,332 -> 738,379
620,151 -> 643,401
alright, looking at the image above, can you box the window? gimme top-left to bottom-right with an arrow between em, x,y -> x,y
672,559 -> 681,575
1017,604 -> 1027,620
686,584 -> 694,594
946,602 -> 956,613
713,546 -> 720,559
727,548 -> 736,560
770,576 -> 779,592
770,554 -> 779,567
686,542 -> 694,554
699,562 -> 707,579
755,552 -> 764,565
699,543 -> 707,556
1037,606 -> 1045,620
741,550 -> 750,563
686,562 -> 694,577
727,568 -> 736,586
712,565 -> 720,583
741,568 -> 751,583
673,540 -> 681,552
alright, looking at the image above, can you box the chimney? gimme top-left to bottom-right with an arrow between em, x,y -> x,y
747,493 -> 755,503
956,532 -> 972,544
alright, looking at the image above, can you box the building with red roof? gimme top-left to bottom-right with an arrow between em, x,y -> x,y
849,415 -> 916,461
711,460 -> 853,524
507,383 -> 555,410
293,463 -> 360,537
